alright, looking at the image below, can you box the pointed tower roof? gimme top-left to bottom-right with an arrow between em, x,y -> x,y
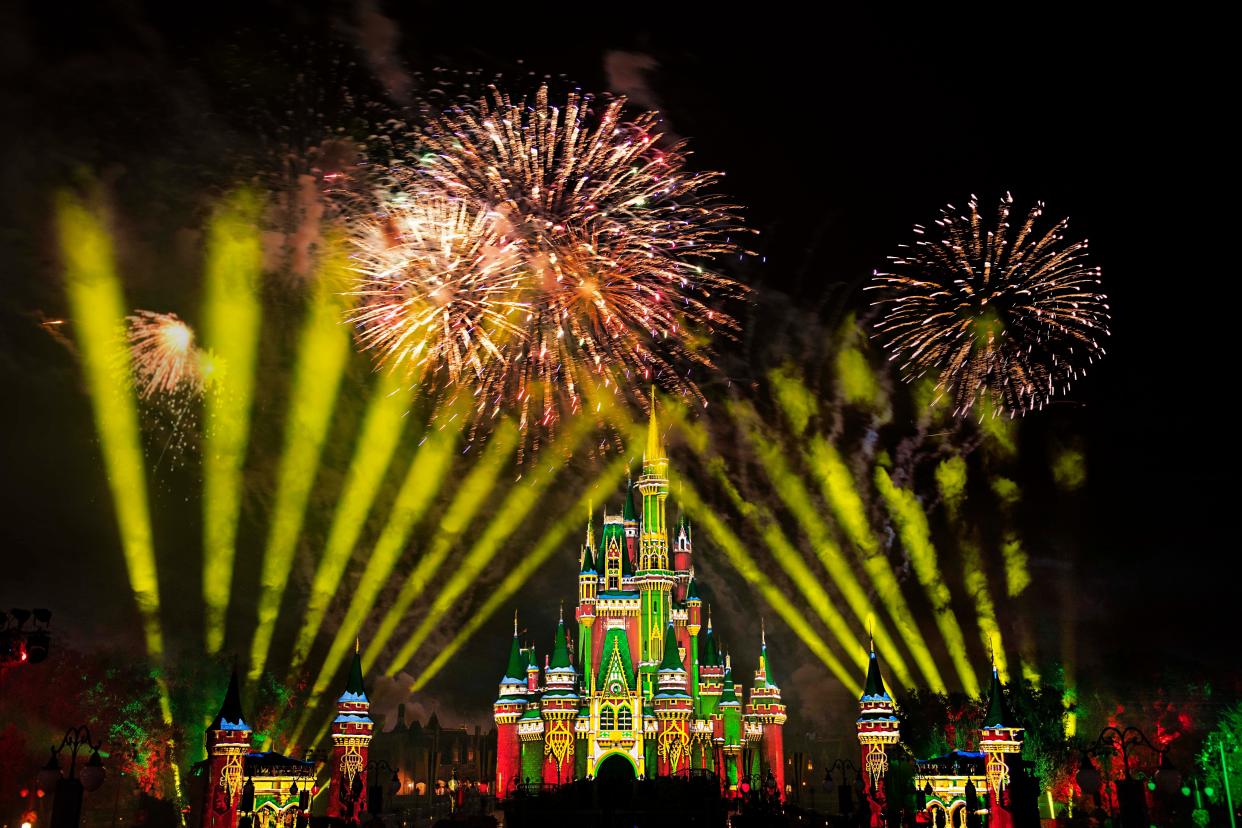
580,543 -> 596,574
758,620 -> 775,688
686,577 -> 700,602
549,610 -> 572,671
659,623 -> 684,672
622,475 -> 637,522
645,386 -> 664,462
720,663 -> 739,706
340,639 -> 368,702
862,640 -> 891,701
596,626 -> 637,694
502,613 -> 526,683
982,666 -> 1019,729
210,666 -> 249,731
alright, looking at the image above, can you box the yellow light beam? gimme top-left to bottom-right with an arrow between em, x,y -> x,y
201,189 -> 264,654
383,415 -> 595,674
729,400 -> 931,691
873,467 -> 979,695
805,435 -> 939,688
677,477 -> 862,697
288,368 -> 409,670
411,453 -> 632,692
58,192 -> 173,724
361,419 -> 520,672
283,417 -> 463,747
660,403 -> 866,679
249,238 -> 354,680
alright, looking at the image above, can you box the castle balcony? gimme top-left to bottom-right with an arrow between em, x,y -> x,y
744,721 -> 764,740
690,720 -> 714,736
595,731 -> 638,750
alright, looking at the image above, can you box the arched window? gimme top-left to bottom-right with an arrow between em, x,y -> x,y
600,705 -> 616,729
617,705 -> 633,730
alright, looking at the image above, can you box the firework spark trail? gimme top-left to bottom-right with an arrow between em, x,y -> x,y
59,193 -> 176,736
249,239 -> 354,681
410,453 -> 632,693
936,456 -> 1011,683
361,420 -> 521,672
873,467 -> 979,695
371,83 -> 749,434
728,400 -> 926,691
201,190 -> 264,655
382,413 -> 598,675
284,414 -> 464,710
869,194 -> 1109,417
286,369 -> 409,674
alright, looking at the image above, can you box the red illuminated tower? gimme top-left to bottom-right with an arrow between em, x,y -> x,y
493,614 -> 528,797
979,666 -> 1024,828
201,668 -> 250,828
328,643 -> 372,821
856,642 -> 900,828
748,622 -> 786,799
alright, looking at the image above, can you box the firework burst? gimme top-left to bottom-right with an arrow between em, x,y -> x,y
868,194 -> 1110,417
125,311 -> 204,398
348,84 -> 748,434
348,196 -> 527,387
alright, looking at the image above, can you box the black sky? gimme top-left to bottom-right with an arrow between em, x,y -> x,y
1,1 -> 1236,734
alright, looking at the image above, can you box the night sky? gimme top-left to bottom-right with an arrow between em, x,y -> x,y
1,1 -> 1235,742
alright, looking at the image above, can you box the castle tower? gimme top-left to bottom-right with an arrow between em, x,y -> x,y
697,612 -> 724,720
749,623 -> 787,799
857,643 -> 900,828
601,513 -> 625,593
685,578 -> 703,710
494,615 -> 529,798
653,622 -> 694,776
718,655 -> 743,787
979,665 -> 1025,828
540,611 -> 580,785
202,668 -> 251,828
673,516 -> 693,601
635,391 -> 674,697
622,477 -> 639,566
576,516 -> 598,690
328,643 -> 373,821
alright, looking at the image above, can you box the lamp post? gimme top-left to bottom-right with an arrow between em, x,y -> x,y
1076,725 -> 1176,828
36,726 -> 106,828
362,759 -> 401,817
824,758 -> 860,816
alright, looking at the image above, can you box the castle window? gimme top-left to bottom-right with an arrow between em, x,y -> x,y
617,705 -> 633,730
600,706 -> 616,730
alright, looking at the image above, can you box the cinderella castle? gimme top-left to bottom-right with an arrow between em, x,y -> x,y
492,402 -> 788,797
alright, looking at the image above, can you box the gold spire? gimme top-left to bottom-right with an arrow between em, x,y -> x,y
586,500 -> 594,549
355,637 -> 360,654
644,385 -> 662,462
514,610 -> 519,637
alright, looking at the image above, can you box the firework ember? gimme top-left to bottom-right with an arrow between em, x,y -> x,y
125,310 -> 204,399
868,194 -> 1110,417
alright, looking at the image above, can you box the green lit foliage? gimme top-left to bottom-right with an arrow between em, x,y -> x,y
1052,445 -> 1087,491
1198,701 -> 1242,808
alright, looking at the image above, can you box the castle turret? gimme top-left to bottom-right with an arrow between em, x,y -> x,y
328,643 -> 373,821
577,515 -> 598,685
685,578 -> 703,710
541,610 -> 579,785
636,392 -> 674,697
673,515 -> 693,601
494,614 -> 528,798
979,665 -> 1026,828
718,655 -> 743,787
748,622 -> 787,799
622,476 -> 639,566
857,642 -> 900,828
697,612 -> 724,720
653,622 -> 693,775
201,667 -> 251,828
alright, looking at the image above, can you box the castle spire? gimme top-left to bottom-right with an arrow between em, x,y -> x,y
210,664 -> 249,730
644,386 -> 663,462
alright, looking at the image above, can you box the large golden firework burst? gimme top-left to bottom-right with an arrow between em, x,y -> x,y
347,83 -> 747,434
868,194 -> 1110,417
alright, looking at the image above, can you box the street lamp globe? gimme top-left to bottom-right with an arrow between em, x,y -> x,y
36,750 -> 61,793
1076,753 -> 1102,797
1155,752 -> 1181,797
80,750 -> 106,793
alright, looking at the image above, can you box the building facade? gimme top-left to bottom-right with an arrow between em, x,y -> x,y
193,648 -> 373,828
493,402 -> 787,797
855,645 -> 1042,828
